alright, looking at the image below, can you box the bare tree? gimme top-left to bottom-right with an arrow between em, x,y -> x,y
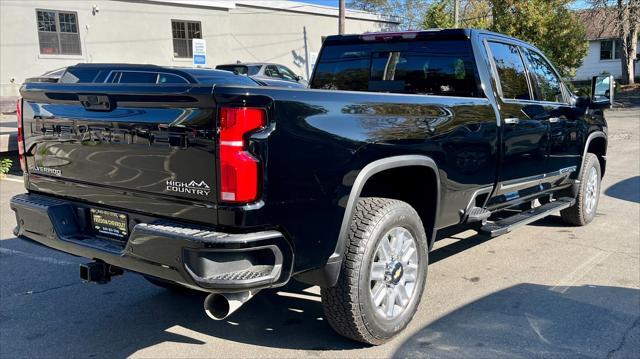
347,0 -> 431,30
589,0 -> 639,84
617,0 -> 639,84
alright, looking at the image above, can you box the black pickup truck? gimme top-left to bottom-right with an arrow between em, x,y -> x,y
11,29 -> 610,345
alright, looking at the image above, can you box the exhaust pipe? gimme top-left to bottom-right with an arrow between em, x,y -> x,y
204,290 -> 258,320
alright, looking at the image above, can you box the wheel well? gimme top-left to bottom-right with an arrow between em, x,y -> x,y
360,166 -> 438,248
587,137 -> 607,177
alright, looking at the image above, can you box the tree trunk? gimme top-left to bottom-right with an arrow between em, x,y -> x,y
626,28 -> 637,84
618,0 -> 639,85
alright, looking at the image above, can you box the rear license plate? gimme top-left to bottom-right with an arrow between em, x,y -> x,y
89,208 -> 128,239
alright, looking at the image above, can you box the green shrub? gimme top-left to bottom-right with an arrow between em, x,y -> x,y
0,158 -> 12,178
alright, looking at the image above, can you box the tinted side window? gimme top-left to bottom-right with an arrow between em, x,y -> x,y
523,49 -> 563,103
118,72 -> 158,84
158,73 -> 188,84
277,65 -> 297,81
264,65 -> 280,78
311,40 -> 480,97
488,42 -> 531,100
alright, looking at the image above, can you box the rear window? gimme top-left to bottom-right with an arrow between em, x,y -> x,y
59,68 -> 101,83
217,65 -> 260,76
311,40 -> 482,97
247,66 -> 260,76
217,65 -> 248,75
118,71 -> 158,84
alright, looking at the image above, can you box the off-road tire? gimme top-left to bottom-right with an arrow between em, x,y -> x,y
320,197 -> 428,345
561,153 -> 601,225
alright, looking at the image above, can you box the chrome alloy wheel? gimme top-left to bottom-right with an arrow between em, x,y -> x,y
369,227 -> 419,320
585,167 -> 598,214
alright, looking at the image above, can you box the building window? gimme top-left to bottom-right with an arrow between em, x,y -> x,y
600,39 -> 622,60
36,9 -> 81,55
172,20 -> 201,58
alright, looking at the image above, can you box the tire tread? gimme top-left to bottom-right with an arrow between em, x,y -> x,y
561,153 -> 600,226
320,197 -> 417,345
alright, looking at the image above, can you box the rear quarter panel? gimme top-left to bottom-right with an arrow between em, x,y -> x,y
214,86 -> 499,271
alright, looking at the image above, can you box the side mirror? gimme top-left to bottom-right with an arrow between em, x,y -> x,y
295,75 -> 303,81
591,75 -> 614,107
574,95 -> 591,109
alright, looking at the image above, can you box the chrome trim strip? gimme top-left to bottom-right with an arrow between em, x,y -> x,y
498,166 -> 577,192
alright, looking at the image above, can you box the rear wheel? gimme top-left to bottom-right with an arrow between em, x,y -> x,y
321,197 -> 428,345
561,153 -> 601,225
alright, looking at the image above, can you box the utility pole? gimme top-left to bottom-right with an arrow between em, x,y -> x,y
339,0 -> 345,35
303,26 -> 310,80
453,0 -> 459,27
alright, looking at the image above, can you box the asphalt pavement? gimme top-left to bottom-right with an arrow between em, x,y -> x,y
0,109 -> 638,358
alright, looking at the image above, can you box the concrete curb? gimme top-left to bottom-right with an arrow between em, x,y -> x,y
1,173 -> 24,183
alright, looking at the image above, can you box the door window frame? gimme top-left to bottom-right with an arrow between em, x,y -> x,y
484,39 -> 535,103
484,37 -> 570,106
520,47 -> 569,104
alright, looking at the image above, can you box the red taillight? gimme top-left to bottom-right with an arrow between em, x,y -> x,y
360,31 -> 419,41
218,107 -> 266,203
16,99 -> 26,171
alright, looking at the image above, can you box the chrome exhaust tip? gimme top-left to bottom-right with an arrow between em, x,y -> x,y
204,291 -> 257,320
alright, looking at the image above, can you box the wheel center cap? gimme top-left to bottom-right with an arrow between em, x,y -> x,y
386,261 -> 403,284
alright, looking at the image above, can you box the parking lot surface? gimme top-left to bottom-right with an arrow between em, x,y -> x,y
0,109 -> 638,358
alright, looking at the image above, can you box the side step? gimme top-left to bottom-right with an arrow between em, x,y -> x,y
466,207 -> 492,223
480,197 -> 575,237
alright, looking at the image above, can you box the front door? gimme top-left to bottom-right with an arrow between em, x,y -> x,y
486,40 -> 549,203
520,47 -> 583,183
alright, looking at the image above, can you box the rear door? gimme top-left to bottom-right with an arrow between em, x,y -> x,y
485,40 -> 550,203
20,82 -> 219,206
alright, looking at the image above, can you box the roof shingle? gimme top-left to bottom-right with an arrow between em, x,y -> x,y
577,8 -> 619,41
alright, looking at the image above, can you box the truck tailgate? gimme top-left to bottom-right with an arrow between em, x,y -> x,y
20,83 -> 219,220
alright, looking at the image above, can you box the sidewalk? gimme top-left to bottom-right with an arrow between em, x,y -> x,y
0,113 -> 17,153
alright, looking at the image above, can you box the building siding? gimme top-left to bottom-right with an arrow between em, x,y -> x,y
0,0 -> 396,100
574,40 -> 640,81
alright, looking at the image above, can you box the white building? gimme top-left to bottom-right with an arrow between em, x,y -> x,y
0,0 -> 398,110
574,9 -> 640,81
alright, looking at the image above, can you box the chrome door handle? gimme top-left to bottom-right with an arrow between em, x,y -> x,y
548,117 -> 560,123
504,117 -> 520,125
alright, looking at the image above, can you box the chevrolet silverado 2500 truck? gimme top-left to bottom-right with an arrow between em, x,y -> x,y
11,29 -> 611,345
